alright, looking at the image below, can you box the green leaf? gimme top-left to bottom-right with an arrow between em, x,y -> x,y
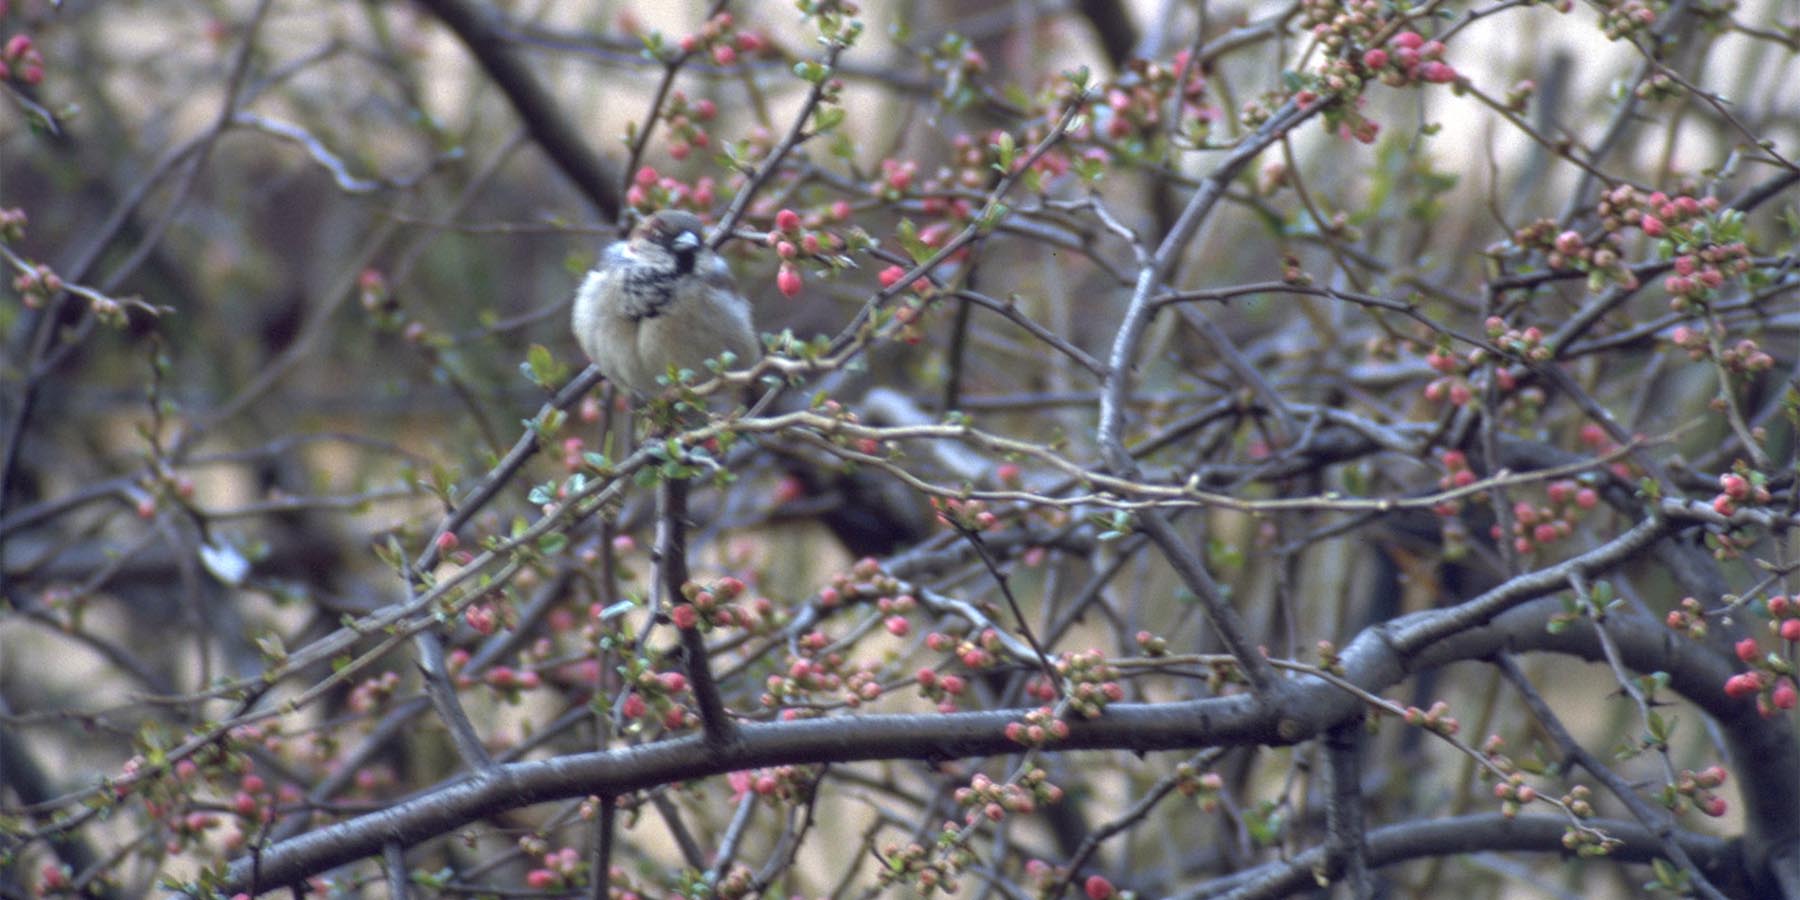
529,482 -> 555,505
813,106 -> 845,132
524,343 -> 568,388
991,131 -> 1017,174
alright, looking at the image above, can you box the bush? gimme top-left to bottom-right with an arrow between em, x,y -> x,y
2,1 -> 1796,898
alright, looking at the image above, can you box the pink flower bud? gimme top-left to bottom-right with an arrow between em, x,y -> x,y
1737,637 -> 1761,662
777,263 -> 803,298
1085,876 -> 1115,900
1774,678 -> 1798,710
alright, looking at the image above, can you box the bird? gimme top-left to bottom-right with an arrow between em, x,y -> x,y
571,209 -> 760,397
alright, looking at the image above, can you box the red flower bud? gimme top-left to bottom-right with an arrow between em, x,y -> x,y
777,263 -> 803,298
1084,876 -> 1114,900
1736,638 -> 1760,663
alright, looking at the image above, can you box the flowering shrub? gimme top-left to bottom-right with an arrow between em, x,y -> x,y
1,1 -> 1796,899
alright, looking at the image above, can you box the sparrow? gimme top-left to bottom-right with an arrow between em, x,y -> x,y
571,210 -> 760,396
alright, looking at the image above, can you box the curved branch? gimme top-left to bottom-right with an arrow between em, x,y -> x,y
413,0 -> 620,219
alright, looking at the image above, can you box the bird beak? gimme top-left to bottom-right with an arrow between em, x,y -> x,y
671,230 -> 701,252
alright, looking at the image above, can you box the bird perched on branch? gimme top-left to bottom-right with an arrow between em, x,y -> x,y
571,209 -> 760,396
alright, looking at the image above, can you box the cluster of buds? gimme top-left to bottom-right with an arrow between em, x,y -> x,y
227,770 -> 273,825
953,768 -> 1061,823
659,90 -> 718,161
1490,478 -> 1600,556
1521,219 -> 1638,292
1767,595 -> 1800,643
1088,51 -> 1212,143
1482,318 -> 1553,364
874,157 -> 918,198
347,670 -> 402,714
728,764 -> 817,802
1003,706 -> 1071,747
1710,467 -> 1772,518
1052,649 -> 1125,718
0,206 -> 26,242
481,664 -> 542,702
674,12 -> 776,68
1656,322 -> 1771,374
1174,761 -> 1227,812
1360,31 -> 1458,86
877,591 -> 918,639
1610,186 -> 1708,236
1724,633 -> 1798,717
1634,70 -> 1682,102
841,661 -> 885,706
165,808 -> 223,853
619,662 -> 691,728
1663,765 -> 1731,818
671,575 -> 750,631
766,627 -> 884,714
1599,0 -> 1662,41
1663,596 -> 1710,640
1134,629 -> 1168,656
1557,789 -> 1624,857
523,846 -> 584,891
1433,449 -> 1479,518
10,261 -> 61,310
624,165 -> 719,213
912,666 -> 968,713
1575,422 -> 1637,482
1596,185 -> 1755,308
462,599 -> 506,636
1491,772 -> 1541,819
1663,239 -> 1753,309
1710,334 -> 1776,375
816,554 -> 899,610
1425,338 -> 1540,412
877,261 -> 932,298
875,836 -> 965,895
933,496 -> 998,532
924,31 -> 986,98
1401,699 -> 1459,735
927,627 -> 1004,671
2,33 -> 43,86
763,640 -> 849,711
765,206 -> 844,298
879,261 -> 940,343
1664,322 -> 1715,360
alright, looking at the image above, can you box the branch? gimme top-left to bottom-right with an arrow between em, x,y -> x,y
413,0 -> 619,219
